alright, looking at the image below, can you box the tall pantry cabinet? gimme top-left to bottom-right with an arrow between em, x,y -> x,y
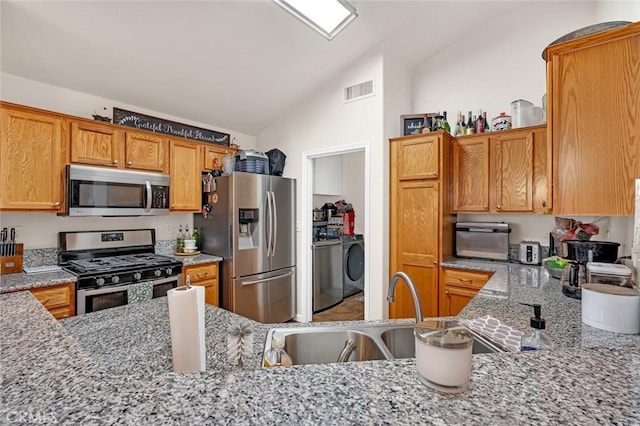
546,22 -> 640,215
389,132 -> 454,319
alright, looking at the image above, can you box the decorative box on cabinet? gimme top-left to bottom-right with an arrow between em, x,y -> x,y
439,268 -> 491,317
182,262 -> 219,306
546,22 -> 640,215
389,132 -> 454,319
0,103 -> 65,212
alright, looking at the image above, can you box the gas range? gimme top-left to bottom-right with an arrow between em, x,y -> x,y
59,229 -> 182,290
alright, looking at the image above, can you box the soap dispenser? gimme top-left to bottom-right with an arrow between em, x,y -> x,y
520,303 -> 554,351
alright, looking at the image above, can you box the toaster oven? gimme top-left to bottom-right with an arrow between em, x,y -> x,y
455,222 -> 511,261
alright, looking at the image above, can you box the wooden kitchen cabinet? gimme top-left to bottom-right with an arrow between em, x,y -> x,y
182,262 -> 219,306
546,22 -> 640,215
389,132 -> 454,319
203,145 -> 232,172
169,139 -> 201,212
439,268 -> 492,317
123,131 -> 167,172
452,125 -> 550,214
29,282 -> 75,319
70,118 -> 167,172
0,103 -> 65,212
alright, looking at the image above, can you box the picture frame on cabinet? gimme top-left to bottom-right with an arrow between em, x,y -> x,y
401,113 -> 437,136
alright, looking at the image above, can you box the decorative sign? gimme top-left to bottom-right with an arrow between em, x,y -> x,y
401,113 -> 437,136
113,107 -> 230,146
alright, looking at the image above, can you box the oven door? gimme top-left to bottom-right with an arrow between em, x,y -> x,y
76,276 -> 179,314
67,165 -> 170,216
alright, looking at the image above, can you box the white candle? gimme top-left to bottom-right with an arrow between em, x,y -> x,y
415,338 -> 472,387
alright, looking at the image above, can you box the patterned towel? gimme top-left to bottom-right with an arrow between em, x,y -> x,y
459,315 -> 523,352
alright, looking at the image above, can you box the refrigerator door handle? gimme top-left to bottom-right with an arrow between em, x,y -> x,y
241,270 -> 294,286
271,191 -> 277,257
266,190 -> 272,257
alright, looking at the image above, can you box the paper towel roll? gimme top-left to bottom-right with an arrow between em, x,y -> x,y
167,285 -> 206,372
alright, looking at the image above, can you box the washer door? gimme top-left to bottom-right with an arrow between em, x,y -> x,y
346,243 -> 364,281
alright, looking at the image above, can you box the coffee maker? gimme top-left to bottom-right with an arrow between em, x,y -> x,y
560,240 -> 621,299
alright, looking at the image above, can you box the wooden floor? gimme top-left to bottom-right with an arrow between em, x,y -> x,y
312,292 -> 364,322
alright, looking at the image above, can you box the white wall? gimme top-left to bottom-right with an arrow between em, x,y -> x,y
0,72 -> 256,249
256,49 -> 384,321
413,1 -> 636,257
412,2 -> 600,124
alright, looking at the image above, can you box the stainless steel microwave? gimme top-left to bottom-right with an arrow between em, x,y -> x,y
65,165 -> 170,216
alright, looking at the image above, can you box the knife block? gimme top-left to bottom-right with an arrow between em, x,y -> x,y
0,243 -> 24,274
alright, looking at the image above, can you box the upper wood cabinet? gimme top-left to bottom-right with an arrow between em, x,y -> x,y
70,119 -> 167,173
389,132 -> 454,320
203,145 -> 231,172
70,120 -> 122,167
170,139 -> 201,212
452,125 -> 549,214
124,131 -> 167,172
395,134 -> 440,180
546,22 -> 640,215
0,104 -> 65,212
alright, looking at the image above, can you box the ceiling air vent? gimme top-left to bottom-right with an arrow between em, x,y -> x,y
344,80 -> 374,103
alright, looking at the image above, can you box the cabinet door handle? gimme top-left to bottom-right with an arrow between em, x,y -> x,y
53,202 -> 60,207
113,160 -> 119,165
127,161 -> 133,165
542,200 -> 547,208
196,272 -> 208,279
433,261 -> 438,266
171,204 -> 176,208
457,278 -> 473,284
496,205 -> 502,210
482,205 -> 488,210
445,290 -> 449,295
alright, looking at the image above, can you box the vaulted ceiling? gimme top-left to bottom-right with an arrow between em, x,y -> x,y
1,1 -> 529,135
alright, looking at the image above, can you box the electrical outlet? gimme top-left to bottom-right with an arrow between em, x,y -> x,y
165,223 -> 172,235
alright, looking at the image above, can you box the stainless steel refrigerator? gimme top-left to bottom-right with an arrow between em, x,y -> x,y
195,172 -> 296,323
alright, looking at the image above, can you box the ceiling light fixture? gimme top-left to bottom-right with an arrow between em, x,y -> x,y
273,0 -> 357,41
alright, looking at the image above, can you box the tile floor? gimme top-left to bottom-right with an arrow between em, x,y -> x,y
312,291 -> 364,322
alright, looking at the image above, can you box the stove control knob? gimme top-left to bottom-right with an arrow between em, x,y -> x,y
96,277 -> 105,287
154,269 -> 162,277
133,272 -> 142,281
165,267 -> 173,276
111,276 -> 120,284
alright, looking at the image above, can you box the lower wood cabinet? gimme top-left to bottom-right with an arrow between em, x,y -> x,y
182,262 -> 219,306
29,282 -> 75,319
439,268 -> 492,317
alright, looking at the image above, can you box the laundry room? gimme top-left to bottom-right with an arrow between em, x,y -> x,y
311,151 -> 365,321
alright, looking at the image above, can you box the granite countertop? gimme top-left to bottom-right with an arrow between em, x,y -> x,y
0,253 -> 222,294
0,270 -> 77,293
1,260 -> 639,424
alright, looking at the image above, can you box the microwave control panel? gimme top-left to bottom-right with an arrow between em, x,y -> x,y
151,186 -> 169,208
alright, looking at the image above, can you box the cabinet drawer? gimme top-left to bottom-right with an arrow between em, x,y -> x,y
442,268 -> 491,290
183,263 -> 218,284
30,283 -> 74,309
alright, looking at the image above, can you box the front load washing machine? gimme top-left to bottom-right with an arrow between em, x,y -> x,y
342,234 -> 364,297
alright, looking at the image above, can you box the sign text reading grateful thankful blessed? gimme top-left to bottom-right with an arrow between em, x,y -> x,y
113,107 -> 230,146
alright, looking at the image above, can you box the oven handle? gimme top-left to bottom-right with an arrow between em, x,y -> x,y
144,180 -> 152,213
79,275 -> 180,296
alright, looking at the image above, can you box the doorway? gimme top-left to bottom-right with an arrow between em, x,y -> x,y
300,142 -> 370,323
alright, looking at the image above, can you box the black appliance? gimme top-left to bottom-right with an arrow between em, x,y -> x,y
59,229 -> 182,314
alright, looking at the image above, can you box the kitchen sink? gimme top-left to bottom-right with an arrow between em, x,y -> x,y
263,322 -> 504,366
380,325 -> 503,359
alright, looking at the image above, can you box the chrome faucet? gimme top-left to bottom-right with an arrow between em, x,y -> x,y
387,271 -> 424,323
